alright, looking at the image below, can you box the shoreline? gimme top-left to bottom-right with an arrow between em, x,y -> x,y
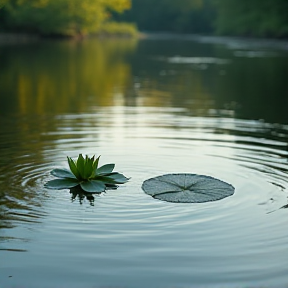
0,32 -> 40,44
0,31 -> 288,49
0,31 -> 140,44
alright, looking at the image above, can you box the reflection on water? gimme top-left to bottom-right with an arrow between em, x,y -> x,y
70,189 -> 96,206
0,36 -> 288,287
69,185 -> 118,206
0,39 -> 137,114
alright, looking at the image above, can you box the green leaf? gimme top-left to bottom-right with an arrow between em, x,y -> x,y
88,155 -> 95,172
45,178 -> 79,190
67,156 -> 81,180
80,180 -> 106,193
96,164 -> 115,175
76,154 -> 85,179
83,155 -> 93,179
92,155 -> 100,170
91,155 -> 100,177
142,174 -> 234,203
94,175 -> 118,184
106,172 -> 129,184
51,168 -> 76,179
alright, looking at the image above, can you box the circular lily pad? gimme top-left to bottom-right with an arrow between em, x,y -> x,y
142,174 -> 235,203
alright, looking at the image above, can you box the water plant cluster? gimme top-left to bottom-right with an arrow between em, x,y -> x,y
45,154 -> 129,193
45,154 -> 235,204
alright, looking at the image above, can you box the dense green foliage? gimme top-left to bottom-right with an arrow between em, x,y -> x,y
119,0 -> 288,38
120,0 -> 214,34
0,0 -> 288,37
213,0 -> 288,37
0,0 -> 131,35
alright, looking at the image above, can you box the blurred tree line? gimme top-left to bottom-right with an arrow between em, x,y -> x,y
117,0 -> 215,34
0,0 -> 288,37
118,0 -> 288,38
213,0 -> 288,37
0,0 -> 131,36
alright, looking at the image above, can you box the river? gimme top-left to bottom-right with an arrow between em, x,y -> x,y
0,34 -> 288,288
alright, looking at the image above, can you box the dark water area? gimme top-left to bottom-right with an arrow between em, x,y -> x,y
0,35 -> 288,288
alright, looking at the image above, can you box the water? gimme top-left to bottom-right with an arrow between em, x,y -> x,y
0,35 -> 288,288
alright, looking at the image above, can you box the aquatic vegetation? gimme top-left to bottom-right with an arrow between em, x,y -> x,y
142,173 -> 234,203
45,154 -> 129,193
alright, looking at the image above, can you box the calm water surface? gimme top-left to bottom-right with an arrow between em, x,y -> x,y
0,35 -> 288,288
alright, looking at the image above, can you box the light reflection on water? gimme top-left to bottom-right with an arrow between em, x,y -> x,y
0,36 -> 288,287
1,107 -> 288,287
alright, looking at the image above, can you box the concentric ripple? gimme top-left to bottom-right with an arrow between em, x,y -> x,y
1,107 -> 288,287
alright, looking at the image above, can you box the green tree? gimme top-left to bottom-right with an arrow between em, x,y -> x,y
213,0 -> 288,37
1,0 -> 131,35
120,0 -> 214,33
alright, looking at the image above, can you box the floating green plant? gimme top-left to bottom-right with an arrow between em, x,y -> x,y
45,154 -> 129,193
142,173 -> 235,203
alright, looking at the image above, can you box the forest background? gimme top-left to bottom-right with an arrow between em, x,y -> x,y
0,0 -> 288,38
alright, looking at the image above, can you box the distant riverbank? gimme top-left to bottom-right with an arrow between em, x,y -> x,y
1,32 -> 288,50
0,32 -> 40,44
0,29 -> 138,45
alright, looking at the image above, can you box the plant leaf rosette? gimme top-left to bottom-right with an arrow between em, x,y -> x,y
45,154 -> 129,193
